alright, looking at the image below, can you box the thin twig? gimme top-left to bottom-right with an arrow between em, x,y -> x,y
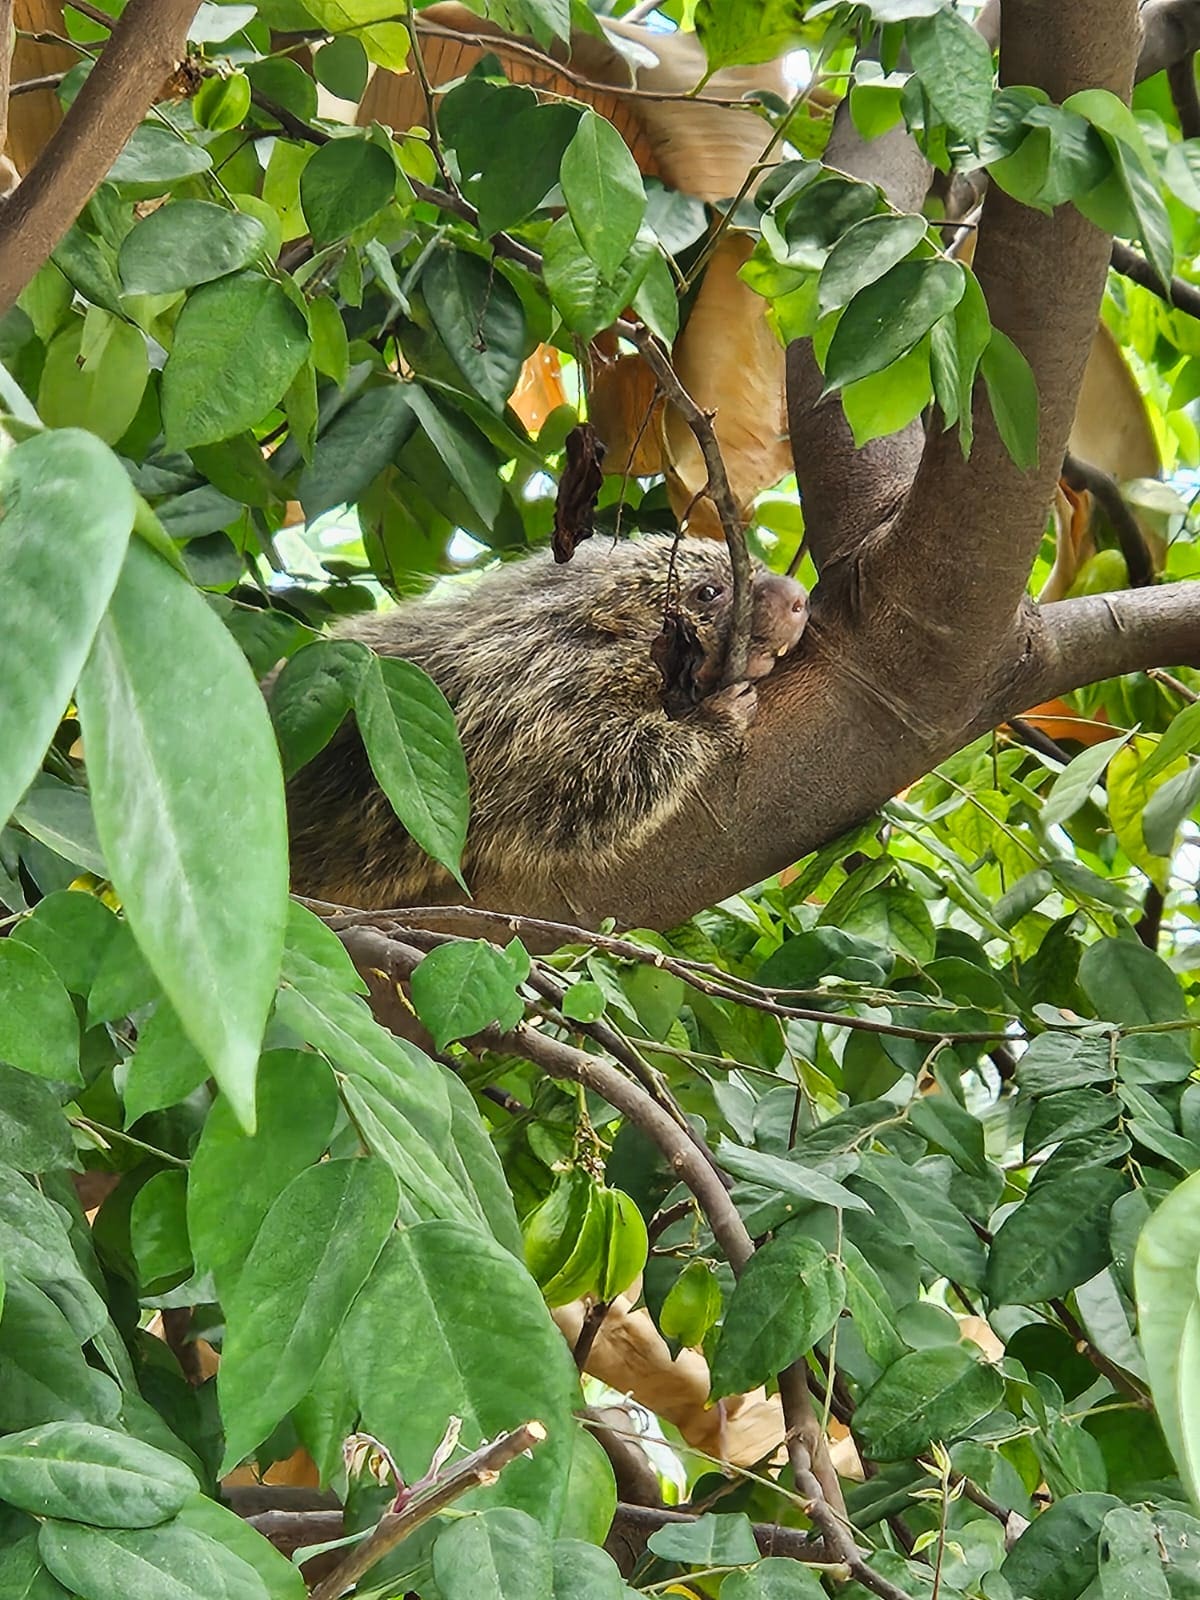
1150,667 -> 1200,703
415,16 -> 767,109
309,1422 -> 547,1600
9,70 -> 66,96
615,317 -> 754,683
318,900 -> 1019,1044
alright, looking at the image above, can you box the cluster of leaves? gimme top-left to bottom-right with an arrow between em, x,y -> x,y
0,1 -> 1197,1599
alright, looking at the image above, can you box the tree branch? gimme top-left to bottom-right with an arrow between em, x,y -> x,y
1010,582 -> 1200,710
1110,237 -> 1200,318
1061,451 -> 1154,587
0,0 -> 195,315
309,1422 -> 547,1600
1138,0 -> 1200,79
871,1 -> 1139,661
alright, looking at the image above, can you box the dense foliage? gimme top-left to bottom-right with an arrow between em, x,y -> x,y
0,1 -> 1198,1598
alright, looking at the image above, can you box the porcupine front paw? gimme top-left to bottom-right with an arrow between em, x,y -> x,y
702,680 -> 758,733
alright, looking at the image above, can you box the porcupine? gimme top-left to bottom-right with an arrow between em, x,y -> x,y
281,534 -> 809,910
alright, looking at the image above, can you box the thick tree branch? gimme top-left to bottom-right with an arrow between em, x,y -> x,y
786,103 -> 928,575
873,1 -> 1138,659
0,0 -> 195,315
1139,0 -> 1200,79
1010,582 -> 1200,710
1061,452 -> 1154,587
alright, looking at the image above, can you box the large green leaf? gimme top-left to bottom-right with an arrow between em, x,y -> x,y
907,7 -> 995,142
0,1062 -> 74,1172
0,1423 -> 197,1528
161,273 -> 310,450
0,941 -> 81,1084
710,1236 -> 845,1399
39,1519 -> 269,1600
988,1167 -> 1127,1305
217,1157 -> 399,1472
1134,1169 -> 1200,1502
76,541 -> 289,1133
297,383 -> 416,520
423,250 -> 528,412
343,1222 -> 578,1530
188,1050 -> 339,1300
355,653 -> 470,887
0,430 -> 134,833
118,201 -> 268,295
824,259 -> 965,391
410,939 -> 526,1050
433,1508 -> 553,1600
560,111 -> 646,283
853,1345 -> 1004,1461
299,135 -> 398,247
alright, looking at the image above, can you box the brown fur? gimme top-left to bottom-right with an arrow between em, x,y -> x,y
282,535 -> 807,909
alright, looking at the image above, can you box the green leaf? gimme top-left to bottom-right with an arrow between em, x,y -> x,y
0,941 -> 80,1084
122,1000 -> 209,1126
1106,742 -> 1184,880
106,124 -> 213,199
907,8 -> 995,143
0,1061 -> 74,1172
76,540 -> 289,1133
560,111 -> 646,283
188,1049 -> 340,1300
0,430 -> 134,832
410,939 -> 526,1051
1143,699 -> 1200,780
161,273 -> 310,450
1067,90 -> 1174,292
1023,1088 -> 1116,1159
980,327 -> 1039,470
38,315 -> 149,447
908,1096 -> 988,1176
39,1518 -> 270,1600
313,35 -> 370,100
855,1154 -> 985,1286
1097,1505 -> 1171,1600
818,214 -> 927,315
1015,1032 -> 1114,1096
824,259 -> 965,391
715,1138 -> 872,1213
722,1557 -> 827,1599
307,295 -> 350,387
175,1495 -> 305,1600
853,1345 -> 1004,1461
0,1422 -> 197,1528
343,1222 -> 578,1530
118,202 -> 267,295
268,639 -> 370,777
433,1508 -> 553,1600
130,1169 -> 192,1292
297,382 -> 416,520
218,1157 -> 400,1473
1143,762 -> 1200,856
300,135 -> 398,248
1078,937 -> 1188,1028
0,1275 -> 119,1432
1040,733 -> 1131,826
646,1512 -> 760,1565
355,652 -> 470,887
423,250 -> 528,412
1134,1169 -> 1200,1502
987,1167 -> 1127,1305
710,1236 -> 844,1399
542,216 -> 655,343
405,383 -> 504,528
840,1238 -> 906,1370
550,1539 -> 626,1600
695,0 -> 806,70
1001,1493 -> 1121,1600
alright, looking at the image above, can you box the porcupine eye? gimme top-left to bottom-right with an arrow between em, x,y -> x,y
693,581 -> 723,605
